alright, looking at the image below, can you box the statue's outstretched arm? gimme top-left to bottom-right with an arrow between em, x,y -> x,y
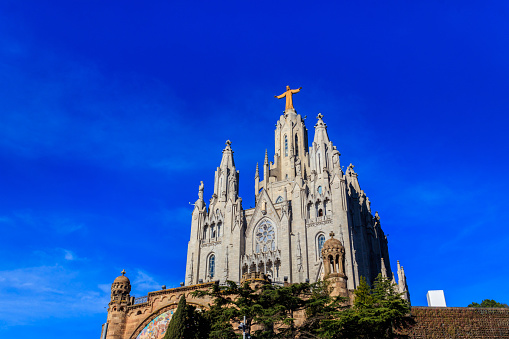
275,93 -> 286,99
291,87 -> 302,94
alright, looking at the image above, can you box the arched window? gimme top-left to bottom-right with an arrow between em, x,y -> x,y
318,234 -> 326,257
325,146 -> 329,168
203,225 -> 208,239
275,196 -> 283,203
217,223 -> 221,237
295,135 -> 299,156
318,209 -> 324,217
317,186 -> 322,194
208,254 -> 215,279
211,225 -> 216,238
317,154 -> 321,173
284,135 -> 288,157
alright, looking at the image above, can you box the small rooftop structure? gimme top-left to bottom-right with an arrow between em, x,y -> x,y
427,290 -> 446,307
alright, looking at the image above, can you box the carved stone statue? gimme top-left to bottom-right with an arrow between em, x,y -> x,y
198,181 -> 204,200
295,157 -> 302,176
228,172 -> 236,198
274,85 -> 302,110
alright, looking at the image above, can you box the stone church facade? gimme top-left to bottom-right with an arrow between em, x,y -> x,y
186,99 -> 404,291
100,89 -> 411,339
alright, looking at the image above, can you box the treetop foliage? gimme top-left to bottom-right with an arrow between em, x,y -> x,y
184,274 -> 412,339
468,299 -> 508,308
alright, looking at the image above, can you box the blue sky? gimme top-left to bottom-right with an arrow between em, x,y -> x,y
1,1 -> 508,338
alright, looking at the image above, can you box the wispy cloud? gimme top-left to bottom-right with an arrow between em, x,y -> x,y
132,270 -> 161,294
0,36 -> 195,172
0,265 -> 115,325
4,209 -> 87,235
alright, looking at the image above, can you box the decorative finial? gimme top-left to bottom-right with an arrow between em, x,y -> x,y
317,113 -> 324,120
226,140 -> 231,146
329,231 -> 335,238
121,269 -> 126,276
264,149 -> 268,165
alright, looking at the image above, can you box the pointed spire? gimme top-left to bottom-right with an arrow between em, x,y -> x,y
313,113 -> 330,144
220,140 -> 235,168
255,162 -> 259,179
264,149 -> 268,165
397,260 -> 409,301
381,258 -> 387,278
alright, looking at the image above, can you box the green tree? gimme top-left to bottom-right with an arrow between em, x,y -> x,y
193,275 -> 412,338
468,299 -> 508,308
164,295 -> 186,339
163,295 -> 209,339
193,280 -> 313,339
304,275 -> 412,339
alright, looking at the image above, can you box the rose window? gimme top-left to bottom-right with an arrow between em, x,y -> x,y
255,220 -> 276,253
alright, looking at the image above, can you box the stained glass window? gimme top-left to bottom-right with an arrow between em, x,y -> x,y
318,234 -> 325,256
255,220 -> 276,253
208,255 -> 215,278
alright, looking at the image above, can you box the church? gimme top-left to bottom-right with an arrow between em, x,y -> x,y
185,86 -> 407,291
100,86 -> 409,339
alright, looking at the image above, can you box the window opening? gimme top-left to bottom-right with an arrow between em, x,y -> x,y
211,225 -> 216,238
295,135 -> 299,156
284,135 -> 288,157
255,220 -> 276,253
208,255 -> 215,279
318,234 -> 325,257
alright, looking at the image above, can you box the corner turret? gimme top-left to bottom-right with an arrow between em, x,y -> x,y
104,270 -> 131,339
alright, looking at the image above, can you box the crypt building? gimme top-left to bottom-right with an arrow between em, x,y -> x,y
185,87 -> 407,292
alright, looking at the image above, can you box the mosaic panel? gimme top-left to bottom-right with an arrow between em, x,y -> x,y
136,309 -> 174,339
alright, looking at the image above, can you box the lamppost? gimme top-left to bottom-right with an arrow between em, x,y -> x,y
238,315 -> 251,339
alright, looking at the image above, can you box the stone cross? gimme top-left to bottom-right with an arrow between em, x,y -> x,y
329,231 -> 335,238
121,269 -> 126,276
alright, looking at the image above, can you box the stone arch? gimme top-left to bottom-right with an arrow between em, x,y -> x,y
129,301 -> 208,339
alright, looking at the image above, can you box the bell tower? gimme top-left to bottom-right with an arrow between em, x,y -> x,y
104,270 -> 131,339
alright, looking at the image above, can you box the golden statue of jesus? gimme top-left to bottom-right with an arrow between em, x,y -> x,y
275,85 -> 302,110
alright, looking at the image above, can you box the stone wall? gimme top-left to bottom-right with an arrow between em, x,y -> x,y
406,307 -> 509,338
105,282 -> 216,339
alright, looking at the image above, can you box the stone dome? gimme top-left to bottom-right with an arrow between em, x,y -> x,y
113,273 -> 130,284
321,232 -> 344,256
111,270 -> 131,296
